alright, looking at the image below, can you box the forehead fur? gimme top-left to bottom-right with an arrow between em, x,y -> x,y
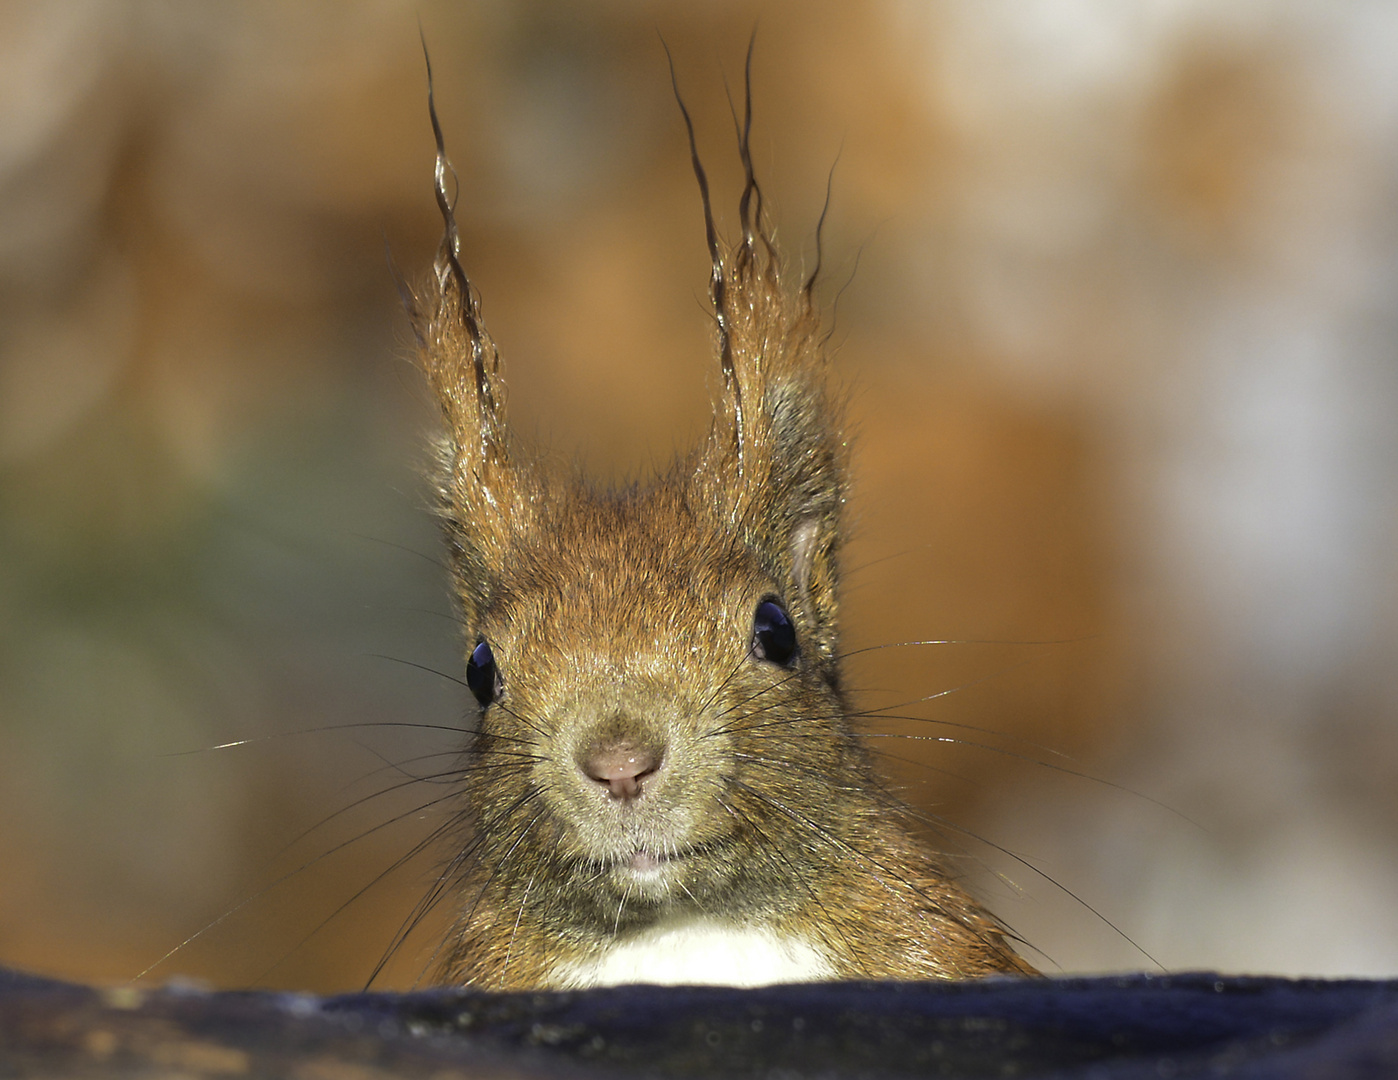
479,471 -> 764,641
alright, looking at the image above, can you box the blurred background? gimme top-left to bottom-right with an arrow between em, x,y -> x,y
2,0 -> 1396,992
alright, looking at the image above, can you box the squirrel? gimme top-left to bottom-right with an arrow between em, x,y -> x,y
402,47 -> 1037,991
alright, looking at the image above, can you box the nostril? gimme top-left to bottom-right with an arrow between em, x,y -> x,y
580,742 -> 661,801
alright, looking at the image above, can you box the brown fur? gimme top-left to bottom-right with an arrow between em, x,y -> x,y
407,52 -> 1035,989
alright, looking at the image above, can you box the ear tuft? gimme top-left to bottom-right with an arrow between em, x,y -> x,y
672,44 -> 850,672
407,48 -> 532,632
692,250 -> 849,674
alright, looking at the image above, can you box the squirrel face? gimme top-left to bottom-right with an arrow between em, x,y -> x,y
407,48 -> 1034,988
461,481 -> 850,917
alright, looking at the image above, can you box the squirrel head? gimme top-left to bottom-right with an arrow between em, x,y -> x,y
409,51 -> 848,699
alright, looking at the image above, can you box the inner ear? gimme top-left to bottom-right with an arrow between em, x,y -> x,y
787,514 -> 841,675
790,517 -> 822,603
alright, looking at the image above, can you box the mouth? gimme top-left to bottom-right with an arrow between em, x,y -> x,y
620,849 -> 678,876
582,837 -> 734,909
610,833 -> 729,877
579,833 -> 729,896
606,841 -> 711,884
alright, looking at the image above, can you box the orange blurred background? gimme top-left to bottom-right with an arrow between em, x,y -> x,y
2,1 -> 1396,991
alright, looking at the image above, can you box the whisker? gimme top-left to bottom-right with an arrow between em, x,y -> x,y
695,648 -> 761,720
715,793 -> 868,974
732,752 -> 868,796
895,802 -> 1164,972
164,720 -> 471,757
348,531 -> 452,574
839,634 -> 1100,661
379,604 -> 468,628
367,788 -> 544,988
850,707 -> 1075,763
851,655 -> 1048,717
704,664 -> 811,738
491,699 -> 552,741
859,732 -> 1200,829
368,653 -> 470,689
135,786 -> 465,983
261,803 -> 475,988
393,821 -> 506,990
728,780 -> 920,913
499,866 -> 540,990
705,691 -> 813,738
864,745 -> 978,788
270,763 -> 467,864
841,543 -> 935,579
342,742 -> 464,788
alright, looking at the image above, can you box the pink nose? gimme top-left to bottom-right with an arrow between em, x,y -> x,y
580,742 -> 660,801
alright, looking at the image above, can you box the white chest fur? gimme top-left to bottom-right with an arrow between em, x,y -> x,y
552,918 -> 836,988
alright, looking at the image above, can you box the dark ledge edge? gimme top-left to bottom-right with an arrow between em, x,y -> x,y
2,967 -> 1396,1078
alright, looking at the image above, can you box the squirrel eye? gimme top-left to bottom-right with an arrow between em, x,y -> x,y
466,638 -> 500,707
751,600 -> 798,667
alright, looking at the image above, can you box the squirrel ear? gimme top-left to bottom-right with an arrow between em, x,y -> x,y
678,47 -> 846,671
763,351 -> 847,672
700,265 -> 848,672
410,52 -> 525,630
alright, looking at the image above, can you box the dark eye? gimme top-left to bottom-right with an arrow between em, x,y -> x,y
466,638 -> 500,708
751,600 -> 798,667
